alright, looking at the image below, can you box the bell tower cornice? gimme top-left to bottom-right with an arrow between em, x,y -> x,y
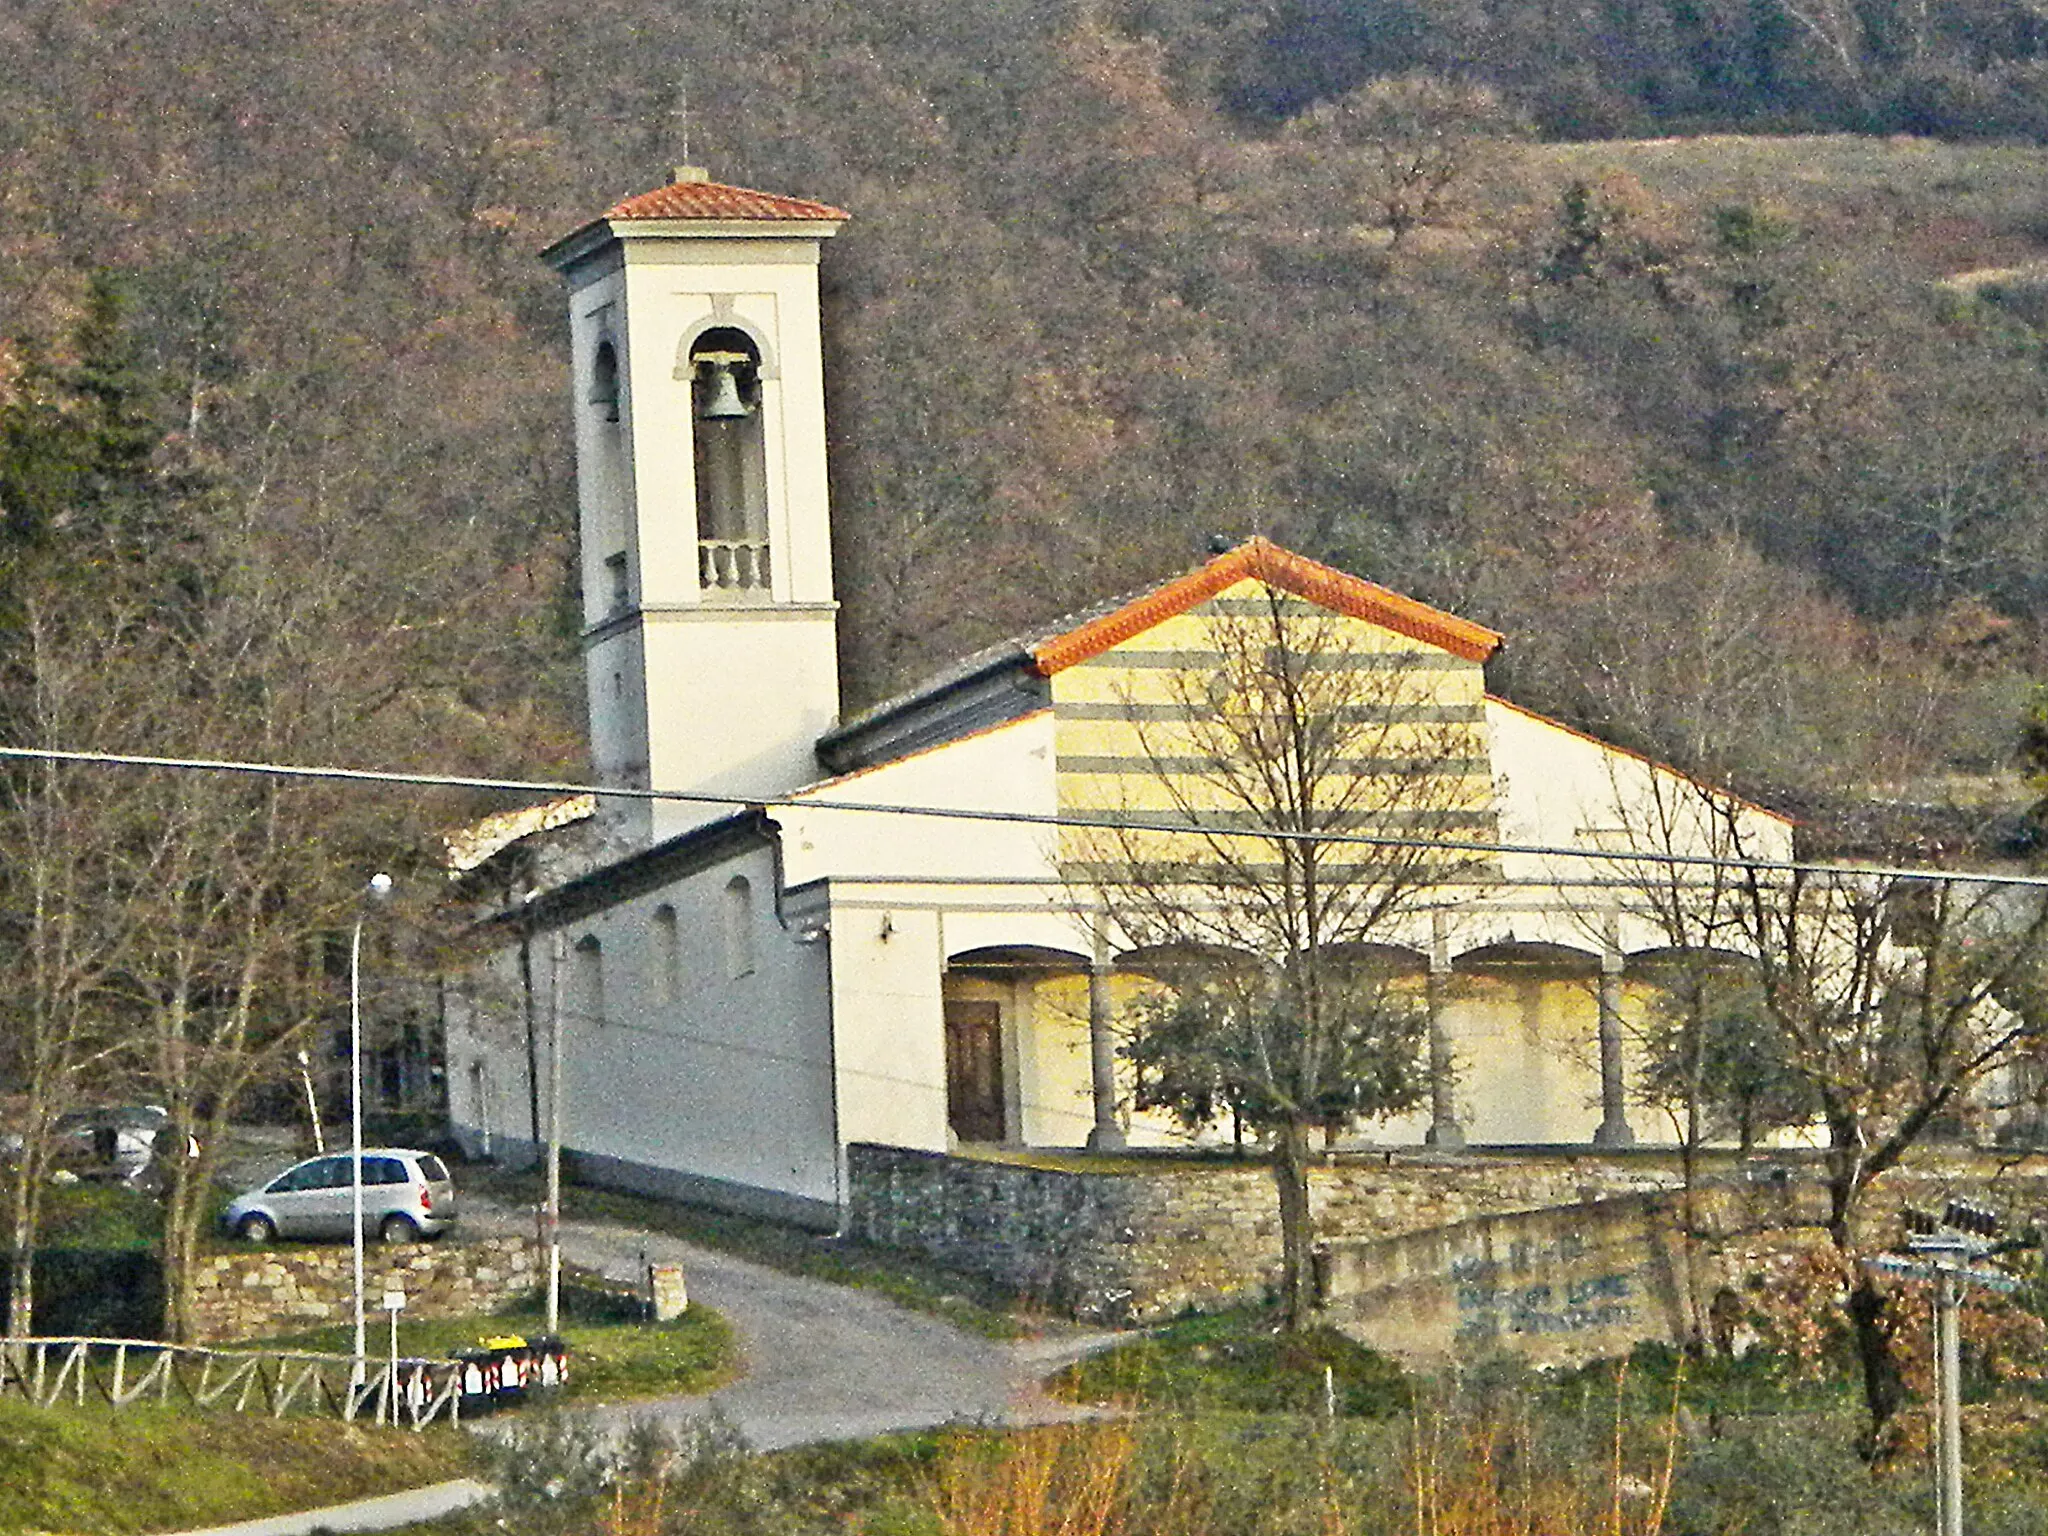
542,168 -> 848,273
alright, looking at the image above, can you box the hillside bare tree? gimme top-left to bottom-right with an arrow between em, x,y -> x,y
1287,72 -> 1521,249
1072,581 -> 1489,1326
1610,781 -> 2048,1443
0,285 -> 463,1340
0,593 -> 158,1336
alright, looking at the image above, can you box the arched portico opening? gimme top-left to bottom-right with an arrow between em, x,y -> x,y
1446,939 -> 1633,1146
1453,940 -> 1602,976
941,944 -> 1091,1147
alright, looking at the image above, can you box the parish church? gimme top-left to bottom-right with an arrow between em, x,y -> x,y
441,170 -> 1794,1229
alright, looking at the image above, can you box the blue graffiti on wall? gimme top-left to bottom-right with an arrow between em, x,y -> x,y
1450,1236 -> 1636,1339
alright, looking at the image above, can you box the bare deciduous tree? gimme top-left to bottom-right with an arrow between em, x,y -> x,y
1595,774 -> 2048,1444
1288,73 -> 1521,249
1574,767 -> 1808,1346
0,591 -> 157,1336
1071,581 -> 1490,1326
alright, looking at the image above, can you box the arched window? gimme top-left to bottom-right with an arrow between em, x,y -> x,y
723,876 -> 755,980
653,904 -> 682,1007
589,338 -> 629,597
690,327 -> 770,591
590,340 -> 621,423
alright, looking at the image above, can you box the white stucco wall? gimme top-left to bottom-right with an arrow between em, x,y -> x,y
1486,695 -> 1795,903
828,901 -> 950,1155
448,841 -> 841,1218
780,712 -> 1060,888
638,608 -> 842,836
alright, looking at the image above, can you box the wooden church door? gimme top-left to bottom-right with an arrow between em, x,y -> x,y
943,1000 -> 1006,1143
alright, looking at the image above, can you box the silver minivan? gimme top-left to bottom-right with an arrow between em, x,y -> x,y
224,1148 -> 457,1243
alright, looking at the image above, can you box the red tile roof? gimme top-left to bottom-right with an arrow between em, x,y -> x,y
1031,537 -> 1504,674
601,178 -> 849,224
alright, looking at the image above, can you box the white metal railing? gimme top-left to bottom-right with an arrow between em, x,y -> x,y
0,1335 -> 463,1429
699,539 -> 771,591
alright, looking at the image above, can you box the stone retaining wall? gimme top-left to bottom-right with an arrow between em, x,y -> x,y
1322,1167 -> 2048,1365
1318,1181 -> 1813,1367
187,1235 -> 539,1344
845,1143 -> 1687,1322
845,1143 -> 2048,1334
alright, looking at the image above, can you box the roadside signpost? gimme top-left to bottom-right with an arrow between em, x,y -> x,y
382,1286 -> 405,1426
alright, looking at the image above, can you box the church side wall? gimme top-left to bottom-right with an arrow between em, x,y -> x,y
445,946 -> 532,1164
447,843 -> 841,1228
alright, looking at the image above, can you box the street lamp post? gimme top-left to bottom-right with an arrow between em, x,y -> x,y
350,872 -> 394,1381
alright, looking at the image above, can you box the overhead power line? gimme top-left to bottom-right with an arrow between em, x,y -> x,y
1,742 -> 2045,890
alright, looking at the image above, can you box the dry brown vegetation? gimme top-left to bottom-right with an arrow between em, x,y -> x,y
0,4 -> 2044,818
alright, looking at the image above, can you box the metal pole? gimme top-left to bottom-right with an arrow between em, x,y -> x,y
546,931 -> 563,1335
388,1303 -> 399,1426
350,912 -> 366,1382
1937,1268 -> 1963,1536
349,873 -> 393,1384
297,1050 -> 325,1155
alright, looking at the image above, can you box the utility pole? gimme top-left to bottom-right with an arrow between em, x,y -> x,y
1867,1201 -> 2015,1536
349,871 -> 394,1386
545,930 -> 564,1335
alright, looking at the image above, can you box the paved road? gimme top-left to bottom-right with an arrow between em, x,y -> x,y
164,1197 -> 1122,1535
465,1197 -> 1121,1450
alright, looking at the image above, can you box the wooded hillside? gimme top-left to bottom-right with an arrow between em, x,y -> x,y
2,0 -> 2045,820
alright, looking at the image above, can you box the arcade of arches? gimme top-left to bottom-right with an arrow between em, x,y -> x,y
938,935 -> 1753,1153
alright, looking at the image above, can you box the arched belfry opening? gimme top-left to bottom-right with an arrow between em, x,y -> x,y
690,326 -> 769,592
588,339 -> 631,604
590,340 -> 621,422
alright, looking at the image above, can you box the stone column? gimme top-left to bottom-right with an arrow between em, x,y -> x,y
1592,934 -> 1634,1147
1085,919 -> 1125,1151
1424,912 -> 1463,1149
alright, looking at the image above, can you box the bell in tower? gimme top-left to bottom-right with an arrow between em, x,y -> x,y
690,329 -> 769,592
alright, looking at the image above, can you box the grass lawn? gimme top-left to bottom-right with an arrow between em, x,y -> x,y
1049,1306 -> 1412,1418
238,1291 -> 737,1404
0,1395 -> 467,1535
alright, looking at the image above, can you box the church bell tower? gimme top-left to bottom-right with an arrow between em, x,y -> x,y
543,169 -> 847,842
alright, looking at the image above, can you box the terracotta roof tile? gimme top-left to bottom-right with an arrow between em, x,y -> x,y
1031,537 -> 1504,673
601,179 -> 849,224
821,541 -> 1504,767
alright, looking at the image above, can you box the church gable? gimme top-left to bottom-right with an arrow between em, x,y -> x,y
1048,567 -> 1502,878
1031,536 -> 1502,675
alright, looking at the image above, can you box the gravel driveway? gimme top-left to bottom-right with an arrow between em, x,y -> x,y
460,1196 -> 1123,1450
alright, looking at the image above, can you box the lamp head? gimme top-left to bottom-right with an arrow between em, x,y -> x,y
367,872 -> 394,901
